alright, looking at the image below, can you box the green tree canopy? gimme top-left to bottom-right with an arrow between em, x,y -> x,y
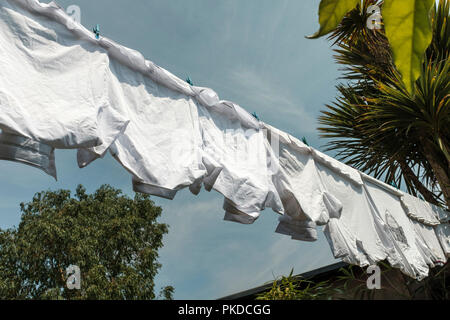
0,185 -> 173,300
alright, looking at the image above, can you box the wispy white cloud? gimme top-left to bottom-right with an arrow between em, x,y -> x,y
226,66 -> 317,134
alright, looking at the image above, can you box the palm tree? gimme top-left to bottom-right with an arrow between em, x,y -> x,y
318,0 -> 450,208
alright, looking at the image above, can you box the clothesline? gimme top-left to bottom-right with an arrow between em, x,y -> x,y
0,0 -> 449,280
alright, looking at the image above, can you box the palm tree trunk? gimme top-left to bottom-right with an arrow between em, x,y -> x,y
420,137 -> 450,210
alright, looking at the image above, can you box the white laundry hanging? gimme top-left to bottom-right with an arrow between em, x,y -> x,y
77,54 -> 283,220
410,220 -> 447,267
1,0 -> 450,282
0,0 -> 129,150
434,209 -> 450,257
435,224 -> 450,257
399,192 -> 447,264
197,106 -> 283,224
361,175 -> 431,280
263,123 -> 324,241
401,193 -> 442,226
80,58 -> 207,200
315,163 -> 388,268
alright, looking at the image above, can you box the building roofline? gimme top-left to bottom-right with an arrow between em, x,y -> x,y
218,261 -> 348,300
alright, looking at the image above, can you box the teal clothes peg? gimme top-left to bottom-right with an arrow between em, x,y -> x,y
251,112 -> 259,120
186,77 -> 193,86
93,24 -> 100,39
302,137 -> 309,146
390,181 -> 399,189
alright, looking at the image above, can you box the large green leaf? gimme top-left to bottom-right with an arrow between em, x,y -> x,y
308,0 -> 360,39
382,0 -> 435,93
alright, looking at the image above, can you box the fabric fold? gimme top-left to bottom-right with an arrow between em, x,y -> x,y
410,219 -> 447,266
0,0 -> 127,149
132,178 -> 179,201
362,177 -> 431,280
315,163 -> 388,268
275,215 -> 317,242
263,124 -> 326,229
323,218 -> 371,266
400,193 -> 441,226
196,106 -> 283,225
435,223 -> 450,257
0,131 -> 56,179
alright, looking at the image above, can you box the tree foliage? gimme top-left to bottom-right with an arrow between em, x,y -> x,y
255,269 -> 333,300
382,0 -> 435,93
256,262 -> 450,300
0,185 -> 173,300
308,0 -> 360,39
310,0 -> 437,92
317,0 -> 450,208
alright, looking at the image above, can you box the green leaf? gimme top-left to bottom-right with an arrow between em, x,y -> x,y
382,0 -> 435,93
308,0 -> 360,39
437,136 -> 450,163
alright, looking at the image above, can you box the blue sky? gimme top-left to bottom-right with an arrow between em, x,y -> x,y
0,0 -> 343,299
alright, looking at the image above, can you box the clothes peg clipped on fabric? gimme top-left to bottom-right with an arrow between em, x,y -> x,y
186,76 -> 193,86
390,181 -> 399,189
301,137 -> 309,146
251,112 -> 260,120
93,24 -> 100,39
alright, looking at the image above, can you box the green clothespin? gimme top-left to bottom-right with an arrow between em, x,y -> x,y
186,76 -> 193,86
390,181 -> 399,189
251,112 -> 260,120
302,137 -> 309,146
93,24 -> 100,39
